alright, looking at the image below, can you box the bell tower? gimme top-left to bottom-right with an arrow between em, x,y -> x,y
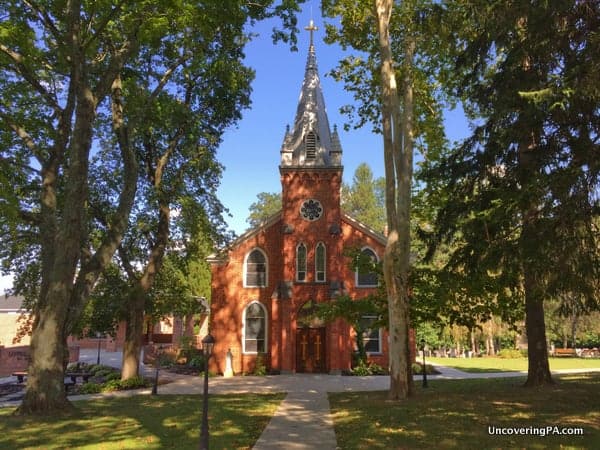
279,19 -> 344,284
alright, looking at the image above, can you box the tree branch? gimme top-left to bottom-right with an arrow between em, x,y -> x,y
0,110 -> 43,163
23,0 -> 63,44
0,44 -> 61,112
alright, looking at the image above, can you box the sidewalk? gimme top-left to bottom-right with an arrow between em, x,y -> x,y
2,351 -> 599,449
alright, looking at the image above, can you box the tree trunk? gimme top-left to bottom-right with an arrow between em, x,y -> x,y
17,299 -> 72,414
522,221 -> 553,386
121,203 -> 170,380
121,286 -> 146,380
375,0 -> 415,400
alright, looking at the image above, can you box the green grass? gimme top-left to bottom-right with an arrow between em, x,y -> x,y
0,393 -> 285,450
429,356 -> 600,373
329,373 -> 600,449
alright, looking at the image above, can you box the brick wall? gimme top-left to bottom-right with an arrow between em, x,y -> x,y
0,345 -> 80,377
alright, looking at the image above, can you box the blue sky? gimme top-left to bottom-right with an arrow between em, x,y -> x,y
216,7 -> 469,236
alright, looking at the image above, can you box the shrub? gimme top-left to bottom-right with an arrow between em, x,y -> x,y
252,353 -> 267,376
100,376 -> 148,392
412,363 -> 438,375
105,372 -> 121,382
350,361 -> 386,376
498,348 -> 523,359
118,376 -> 148,390
188,356 -> 205,370
67,362 -> 89,372
78,383 -> 102,395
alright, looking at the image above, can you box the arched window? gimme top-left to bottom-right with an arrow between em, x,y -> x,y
245,248 -> 267,287
296,243 -> 307,282
356,247 -> 379,287
305,131 -> 317,160
243,302 -> 267,353
315,242 -> 326,282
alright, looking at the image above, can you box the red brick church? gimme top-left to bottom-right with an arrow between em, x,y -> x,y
208,24 -> 392,375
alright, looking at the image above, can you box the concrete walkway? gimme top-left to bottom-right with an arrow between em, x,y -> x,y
2,350 -> 600,449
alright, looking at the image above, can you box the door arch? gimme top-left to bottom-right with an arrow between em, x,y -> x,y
296,300 -> 326,373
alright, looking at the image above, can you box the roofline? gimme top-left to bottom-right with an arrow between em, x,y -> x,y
206,210 -> 283,264
341,213 -> 387,246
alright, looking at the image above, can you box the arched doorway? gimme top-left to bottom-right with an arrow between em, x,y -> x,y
296,300 -> 326,373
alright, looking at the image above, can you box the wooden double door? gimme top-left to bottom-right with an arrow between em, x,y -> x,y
296,327 -> 326,373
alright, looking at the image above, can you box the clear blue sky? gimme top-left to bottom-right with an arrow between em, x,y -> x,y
216,7 -> 469,235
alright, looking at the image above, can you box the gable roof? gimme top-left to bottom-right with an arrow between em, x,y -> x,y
206,211 -> 283,264
341,213 -> 387,246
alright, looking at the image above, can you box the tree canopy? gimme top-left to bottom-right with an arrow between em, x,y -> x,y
419,0 -> 600,386
0,0 -> 304,414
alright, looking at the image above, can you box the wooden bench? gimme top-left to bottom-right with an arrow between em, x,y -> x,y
554,348 -> 577,357
12,371 -> 27,383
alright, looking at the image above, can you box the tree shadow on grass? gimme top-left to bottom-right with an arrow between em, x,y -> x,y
0,393 -> 285,450
329,374 -> 600,449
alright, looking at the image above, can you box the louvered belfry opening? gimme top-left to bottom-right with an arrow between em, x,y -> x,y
305,131 -> 317,160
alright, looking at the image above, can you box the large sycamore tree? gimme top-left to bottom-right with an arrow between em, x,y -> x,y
322,0 -> 447,400
0,0 -> 302,414
421,1 -> 600,386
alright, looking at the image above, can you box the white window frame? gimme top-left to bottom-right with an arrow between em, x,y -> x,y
244,248 -> 268,288
315,242 -> 326,282
296,243 -> 307,282
355,246 -> 379,287
360,315 -> 382,354
242,301 -> 268,354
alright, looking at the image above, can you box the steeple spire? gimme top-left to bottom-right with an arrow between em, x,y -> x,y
280,20 -> 343,168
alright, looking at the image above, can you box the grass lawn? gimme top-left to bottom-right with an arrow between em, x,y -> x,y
429,356 -> 600,373
329,373 -> 600,449
0,393 -> 285,450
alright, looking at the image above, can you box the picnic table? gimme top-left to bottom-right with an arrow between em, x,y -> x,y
65,372 -> 92,383
12,371 -> 27,383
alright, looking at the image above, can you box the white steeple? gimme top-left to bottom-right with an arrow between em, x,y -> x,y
280,20 -> 342,168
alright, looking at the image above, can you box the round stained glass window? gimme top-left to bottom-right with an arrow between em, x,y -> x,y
300,199 -> 323,221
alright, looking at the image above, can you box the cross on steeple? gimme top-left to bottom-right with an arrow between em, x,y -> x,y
304,19 -> 318,47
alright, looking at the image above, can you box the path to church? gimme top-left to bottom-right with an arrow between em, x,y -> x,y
4,350 -> 599,449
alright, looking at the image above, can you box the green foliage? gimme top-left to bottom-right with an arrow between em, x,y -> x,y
0,0 -> 306,411
341,163 -> 386,233
246,192 -> 282,229
187,357 -> 205,370
77,383 -> 103,395
411,363 -> 437,375
497,349 -> 523,359
350,360 -> 386,376
252,353 -> 268,376
101,376 -> 148,392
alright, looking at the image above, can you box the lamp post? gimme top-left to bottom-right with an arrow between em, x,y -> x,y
199,333 -> 215,450
421,339 -> 428,388
152,345 -> 163,395
95,331 -> 103,365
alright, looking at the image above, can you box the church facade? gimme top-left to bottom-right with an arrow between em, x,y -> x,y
208,27 -> 396,375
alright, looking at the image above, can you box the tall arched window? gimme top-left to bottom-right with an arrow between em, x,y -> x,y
296,243 -> 307,282
243,302 -> 267,353
356,247 -> 379,287
315,242 -> 326,282
245,248 -> 267,287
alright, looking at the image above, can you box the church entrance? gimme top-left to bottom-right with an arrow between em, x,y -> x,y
296,327 -> 326,373
296,299 -> 327,373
